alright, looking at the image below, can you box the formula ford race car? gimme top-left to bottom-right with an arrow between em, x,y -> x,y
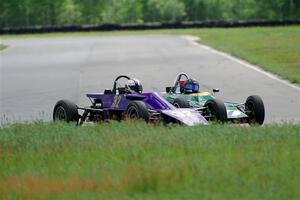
163,73 -> 265,125
53,75 -> 208,126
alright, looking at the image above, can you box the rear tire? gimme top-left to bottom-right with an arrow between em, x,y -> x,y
204,99 -> 227,122
126,101 -> 150,122
245,95 -> 265,125
53,100 -> 79,122
173,98 -> 190,108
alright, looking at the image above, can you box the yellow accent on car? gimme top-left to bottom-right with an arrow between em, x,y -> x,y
190,92 -> 211,96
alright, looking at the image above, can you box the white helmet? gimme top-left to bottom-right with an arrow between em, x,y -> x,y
126,78 -> 143,93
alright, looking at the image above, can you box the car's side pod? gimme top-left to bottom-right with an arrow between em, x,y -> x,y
125,94 -> 147,101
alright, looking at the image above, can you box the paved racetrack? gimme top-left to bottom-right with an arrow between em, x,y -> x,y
1,35 -> 299,124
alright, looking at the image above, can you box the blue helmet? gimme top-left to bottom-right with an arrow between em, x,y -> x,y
182,79 -> 199,93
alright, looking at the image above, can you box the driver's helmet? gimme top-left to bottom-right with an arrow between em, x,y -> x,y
181,79 -> 199,93
126,78 -> 143,93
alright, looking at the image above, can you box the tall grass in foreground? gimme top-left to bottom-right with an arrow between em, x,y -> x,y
0,122 -> 299,199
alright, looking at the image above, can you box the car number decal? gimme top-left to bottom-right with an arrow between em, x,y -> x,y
112,95 -> 122,108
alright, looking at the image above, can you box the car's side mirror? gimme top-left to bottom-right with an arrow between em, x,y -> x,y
166,87 -> 172,93
213,88 -> 220,93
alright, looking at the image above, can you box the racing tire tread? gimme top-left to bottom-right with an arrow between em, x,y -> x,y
126,101 -> 150,122
205,98 -> 227,122
173,98 -> 190,108
53,99 -> 79,122
245,95 -> 265,125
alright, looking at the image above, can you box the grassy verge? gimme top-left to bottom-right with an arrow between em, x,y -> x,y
1,26 -> 299,83
188,27 -> 300,84
0,122 -> 299,199
0,44 -> 8,51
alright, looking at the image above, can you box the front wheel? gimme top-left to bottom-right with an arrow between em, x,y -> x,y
53,100 -> 79,122
126,101 -> 150,122
204,99 -> 227,122
245,95 -> 265,125
173,98 -> 190,108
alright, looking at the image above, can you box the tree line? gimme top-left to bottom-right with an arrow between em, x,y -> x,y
1,0 -> 299,28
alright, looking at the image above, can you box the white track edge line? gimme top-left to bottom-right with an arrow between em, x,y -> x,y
181,35 -> 300,91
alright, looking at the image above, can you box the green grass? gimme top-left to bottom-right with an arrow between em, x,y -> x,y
0,121 -> 299,199
0,44 -> 8,51
1,26 -> 299,83
187,27 -> 300,84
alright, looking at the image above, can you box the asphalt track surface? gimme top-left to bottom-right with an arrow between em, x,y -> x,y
1,35 -> 299,124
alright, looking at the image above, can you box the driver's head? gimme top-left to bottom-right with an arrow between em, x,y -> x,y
181,79 -> 199,94
126,78 -> 143,93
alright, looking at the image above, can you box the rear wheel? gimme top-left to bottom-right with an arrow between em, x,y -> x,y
245,95 -> 265,125
126,101 -> 150,122
204,99 -> 227,122
53,100 -> 79,122
173,98 -> 190,108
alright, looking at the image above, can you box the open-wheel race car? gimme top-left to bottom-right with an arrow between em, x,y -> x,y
163,73 -> 265,125
53,75 -> 208,126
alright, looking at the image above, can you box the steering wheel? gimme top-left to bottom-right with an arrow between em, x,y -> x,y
112,75 -> 131,94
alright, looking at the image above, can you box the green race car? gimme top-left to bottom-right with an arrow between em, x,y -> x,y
163,73 -> 265,125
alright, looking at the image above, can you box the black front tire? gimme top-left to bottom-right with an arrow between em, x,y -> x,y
173,98 -> 190,108
53,100 -> 79,122
245,95 -> 265,125
126,101 -> 150,122
204,99 -> 227,122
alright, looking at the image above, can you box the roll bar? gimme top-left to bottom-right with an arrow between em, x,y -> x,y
171,72 -> 190,93
112,75 -> 131,94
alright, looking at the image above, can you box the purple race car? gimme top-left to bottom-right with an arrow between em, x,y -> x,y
53,75 -> 208,126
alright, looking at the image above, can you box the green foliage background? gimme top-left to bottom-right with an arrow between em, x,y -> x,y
1,0 -> 299,28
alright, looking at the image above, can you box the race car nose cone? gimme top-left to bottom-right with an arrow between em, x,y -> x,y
161,108 -> 208,126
